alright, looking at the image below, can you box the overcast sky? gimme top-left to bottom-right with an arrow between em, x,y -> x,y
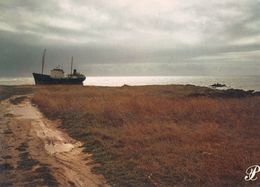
0,0 -> 260,77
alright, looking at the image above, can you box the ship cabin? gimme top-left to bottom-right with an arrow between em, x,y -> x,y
50,68 -> 65,79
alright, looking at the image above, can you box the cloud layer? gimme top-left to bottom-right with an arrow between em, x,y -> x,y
0,0 -> 260,76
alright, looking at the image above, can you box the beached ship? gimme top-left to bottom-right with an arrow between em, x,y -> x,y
33,49 -> 86,85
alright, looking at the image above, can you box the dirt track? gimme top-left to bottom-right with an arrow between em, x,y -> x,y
0,95 -> 108,187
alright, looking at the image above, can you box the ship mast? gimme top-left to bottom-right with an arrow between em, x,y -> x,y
41,49 -> 46,74
70,56 -> 73,74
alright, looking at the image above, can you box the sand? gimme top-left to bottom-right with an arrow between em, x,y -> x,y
0,95 -> 108,187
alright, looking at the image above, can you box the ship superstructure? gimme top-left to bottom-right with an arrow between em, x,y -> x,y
33,49 -> 86,85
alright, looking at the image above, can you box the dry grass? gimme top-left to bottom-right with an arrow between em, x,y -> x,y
32,85 -> 260,186
0,85 -> 33,101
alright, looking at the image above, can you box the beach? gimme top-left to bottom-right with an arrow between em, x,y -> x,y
0,85 -> 260,186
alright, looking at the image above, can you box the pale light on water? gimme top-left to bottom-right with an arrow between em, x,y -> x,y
0,76 -> 259,91
85,76 -> 260,91
0,78 -> 34,86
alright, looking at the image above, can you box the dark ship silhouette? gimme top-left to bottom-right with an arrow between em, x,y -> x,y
33,49 -> 86,85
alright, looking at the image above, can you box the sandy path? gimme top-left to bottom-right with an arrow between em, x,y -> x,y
0,96 -> 108,187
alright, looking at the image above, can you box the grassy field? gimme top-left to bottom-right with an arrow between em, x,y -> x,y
0,85 -> 33,101
32,85 -> 260,186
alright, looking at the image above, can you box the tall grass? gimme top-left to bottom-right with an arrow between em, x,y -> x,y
32,85 -> 260,186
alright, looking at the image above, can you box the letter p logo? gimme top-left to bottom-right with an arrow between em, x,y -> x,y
245,165 -> 260,181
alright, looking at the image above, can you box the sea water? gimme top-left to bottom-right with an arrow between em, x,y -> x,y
0,76 -> 259,91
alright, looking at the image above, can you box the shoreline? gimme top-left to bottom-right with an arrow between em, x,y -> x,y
1,84 -> 259,100
1,75 -> 260,91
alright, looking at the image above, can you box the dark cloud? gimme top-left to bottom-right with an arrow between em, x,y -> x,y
0,0 -> 260,77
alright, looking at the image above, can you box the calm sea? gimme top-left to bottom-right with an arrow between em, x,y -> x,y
0,76 -> 259,91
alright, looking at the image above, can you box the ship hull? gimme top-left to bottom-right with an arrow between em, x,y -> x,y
33,73 -> 85,85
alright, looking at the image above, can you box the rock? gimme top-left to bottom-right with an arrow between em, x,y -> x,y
211,83 -> 227,88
